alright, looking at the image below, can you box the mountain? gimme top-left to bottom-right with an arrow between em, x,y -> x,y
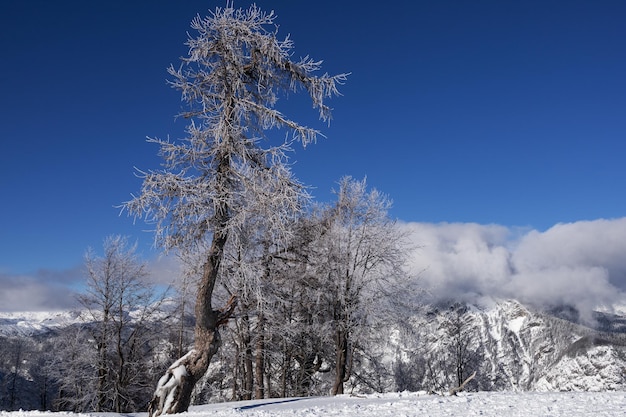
0,310 -> 84,337
389,298 -> 626,393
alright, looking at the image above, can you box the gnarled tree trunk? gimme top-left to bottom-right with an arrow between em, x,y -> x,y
148,230 -> 237,417
148,296 -> 236,416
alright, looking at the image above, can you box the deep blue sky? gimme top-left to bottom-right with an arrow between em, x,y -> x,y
1,0 -> 625,276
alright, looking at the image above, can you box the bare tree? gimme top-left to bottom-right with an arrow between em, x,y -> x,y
316,177 -> 409,395
443,304 -> 476,391
419,303 -> 481,395
81,235 -> 169,412
0,337 -> 32,411
46,326 -> 98,412
266,216 -> 335,397
124,4 -> 346,415
49,235 -> 169,412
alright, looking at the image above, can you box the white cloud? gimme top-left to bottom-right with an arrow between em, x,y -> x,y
403,218 -> 626,315
512,218 -> 626,288
403,222 -> 513,300
0,270 -> 82,312
146,253 -> 186,287
0,254 -> 184,312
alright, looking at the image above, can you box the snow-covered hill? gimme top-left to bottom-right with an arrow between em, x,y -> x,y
1,391 -> 625,417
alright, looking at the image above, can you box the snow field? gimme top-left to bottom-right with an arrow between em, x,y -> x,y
187,391 -> 625,416
188,392 -> 626,417
1,392 -> 624,417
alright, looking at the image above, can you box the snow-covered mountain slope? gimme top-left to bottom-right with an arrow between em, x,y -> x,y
395,298 -> 626,392
535,344 -> 625,391
0,310 -> 83,337
1,391 -> 625,417
0,298 -> 179,337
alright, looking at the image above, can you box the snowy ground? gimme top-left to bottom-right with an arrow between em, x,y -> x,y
2,391 -> 625,417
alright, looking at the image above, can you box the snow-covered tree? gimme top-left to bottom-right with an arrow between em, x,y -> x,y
265,216 -> 335,397
82,236 -> 169,412
443,304 -> 479,391
46,326 -> 99,412
0,337 -> 41,410
124,4 -> 346,415
49,236 -> 170,413
316,177 -> 409,395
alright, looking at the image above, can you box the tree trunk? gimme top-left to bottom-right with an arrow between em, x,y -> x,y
148,229 -> 237,416
96,341 -> 108,412
280,345 -> 292,398
331,329 -> 349,395
242,312 -> 254,400
254,313 -> 265,399
254,333 -> 265,400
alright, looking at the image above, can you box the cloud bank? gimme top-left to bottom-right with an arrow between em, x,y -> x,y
403,218 -> 626,316
0,255 -> 182,312
2,218 -> 625,315
0,268 -> 83,312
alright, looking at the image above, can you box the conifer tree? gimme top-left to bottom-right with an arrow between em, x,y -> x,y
124,4 -> 346,414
